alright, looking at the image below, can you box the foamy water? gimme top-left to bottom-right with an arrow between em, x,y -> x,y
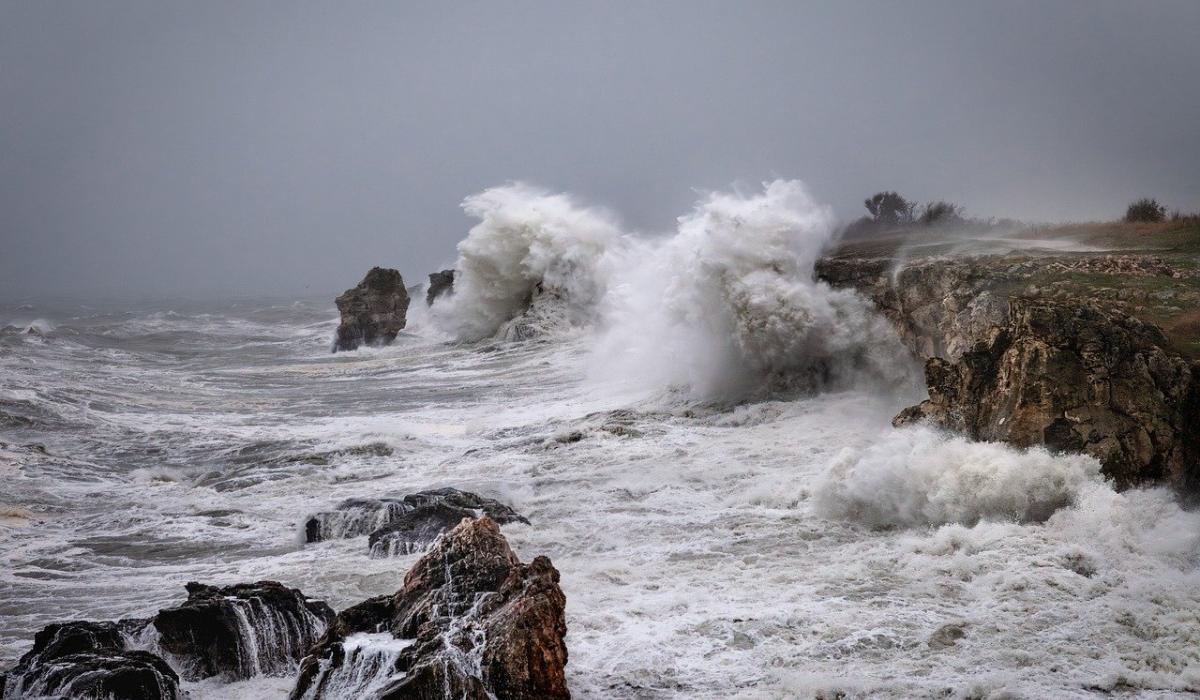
2,182 -> 1198,698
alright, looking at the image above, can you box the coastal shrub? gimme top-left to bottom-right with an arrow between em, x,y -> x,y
864,191 -> 915,226
1125,198 -> 1166,223
919,201 -> 964,226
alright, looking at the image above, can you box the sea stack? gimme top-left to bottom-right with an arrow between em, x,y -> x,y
426,269 -> 455,305
333,267 -> 410,352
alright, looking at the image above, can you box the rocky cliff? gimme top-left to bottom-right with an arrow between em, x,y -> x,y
818,241 -> 1200,492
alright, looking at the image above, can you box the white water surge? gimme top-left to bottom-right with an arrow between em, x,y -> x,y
1,181 -> 1198,698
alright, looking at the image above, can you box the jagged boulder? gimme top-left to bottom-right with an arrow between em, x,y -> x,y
303,487 -> 529,555
333,267 -> 410,352
0,621 -> 180,700
153,580 -> 334,681
895,298 -> 1200,489
291,517 -> 569,700
426,269 -> 455,305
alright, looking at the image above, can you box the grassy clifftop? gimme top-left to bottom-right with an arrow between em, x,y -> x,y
825,220 -> 1200,358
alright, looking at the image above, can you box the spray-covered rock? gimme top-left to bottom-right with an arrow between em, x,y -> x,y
816,256 -> 1008,362
303,487 -> 528,553
426,269 -> 455,305
0,621 -> 180,700
434,184 -> 621,341
333,267 -> 410,352
291,517 -> 568,700
894,298 -> 1200,490
153,580 -> 334,681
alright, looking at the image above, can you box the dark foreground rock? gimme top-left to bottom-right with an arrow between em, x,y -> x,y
894,298 -> 1200,489
333,267 -> 410,352
304,488 -> 529,557
292,517 -> 569,700
0,621 -> 180,700
154,580 -> 335,681
426,269 -> 455,305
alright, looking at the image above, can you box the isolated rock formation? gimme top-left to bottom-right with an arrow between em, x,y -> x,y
291,517 -> 569,700
303,487 -> 529,555
153,580 -> 334,681
333,267 -> 410,352
0,621 -> 180,700
426,269 -> 455,305
894,298 -> 1200,489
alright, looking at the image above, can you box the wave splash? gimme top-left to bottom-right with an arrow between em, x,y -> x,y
432,179 -> 913,399
431,183 -> 623,341
814,427 -> 1103,527
594,180 -> 913,399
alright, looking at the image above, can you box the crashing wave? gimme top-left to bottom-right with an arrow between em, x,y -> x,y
813,427 -> 1102,527
427,179 -> 914,397
432,183 -> 624,341
592,180 -> 914,399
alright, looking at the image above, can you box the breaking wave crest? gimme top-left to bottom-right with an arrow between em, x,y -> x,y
432,183 -> 624,341
814,427 -> 1103,527
430,179 -> 913,398
593,180 -> 913,399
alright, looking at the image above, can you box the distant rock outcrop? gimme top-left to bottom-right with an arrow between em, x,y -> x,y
893,298 -> 1200,490
333,267 -> 410,352
291,517 -> 569,700
303,487 -> 529,557
153,581 -> 334,681
426,269 -> 455,305
0,621 -> 180,700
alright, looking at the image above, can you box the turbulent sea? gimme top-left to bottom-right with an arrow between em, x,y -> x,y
3,181 -> 1200,699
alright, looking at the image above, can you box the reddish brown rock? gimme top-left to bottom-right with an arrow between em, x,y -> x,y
292,517 -> 568,700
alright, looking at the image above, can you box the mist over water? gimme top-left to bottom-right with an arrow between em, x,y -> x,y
3,182 -> 1199,698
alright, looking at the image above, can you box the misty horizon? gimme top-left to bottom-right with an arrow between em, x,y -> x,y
3,1 -> 1199,299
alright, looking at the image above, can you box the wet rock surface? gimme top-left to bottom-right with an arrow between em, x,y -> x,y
0,621 -> 179,700
819,251 -> 1200,492
893,298 -> 1200,490
333,267 -> 410,352
817,256 -> 1009,361
304,487 -> 529,555
426,269 -> 455,305
153,580 -> 335,681
292,517 -> 569,700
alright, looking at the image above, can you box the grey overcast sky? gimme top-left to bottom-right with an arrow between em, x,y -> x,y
2,1 -> 1198,299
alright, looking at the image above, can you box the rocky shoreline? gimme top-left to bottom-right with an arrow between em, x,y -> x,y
0,504 -> 562,700
818,246 -> 1200,493
14,235 -> 1192,698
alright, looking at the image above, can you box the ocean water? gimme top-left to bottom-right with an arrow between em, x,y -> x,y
3,181 -> 1199,698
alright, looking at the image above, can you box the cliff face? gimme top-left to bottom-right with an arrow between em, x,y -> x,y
894,298 -> 1200,490
818,252 -> 1200,492
816,257 -> 1008,361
